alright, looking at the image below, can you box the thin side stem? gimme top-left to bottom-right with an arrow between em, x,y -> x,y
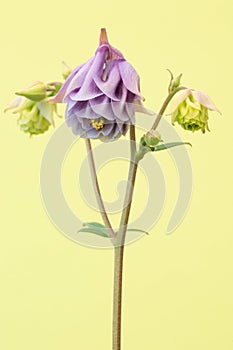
151,86 -> 185,131
112,125 -> 138,350
85,138 -> 115,238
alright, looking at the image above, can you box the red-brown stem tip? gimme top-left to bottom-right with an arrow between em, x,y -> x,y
99,28 -> 109,45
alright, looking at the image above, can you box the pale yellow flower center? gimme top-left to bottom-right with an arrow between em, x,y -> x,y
90,118 -> 105,130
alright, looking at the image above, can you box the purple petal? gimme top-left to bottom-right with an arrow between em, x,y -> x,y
67,101 -> 99,120
70,47 -> 108,101
90,95 -> 117,120
102,123 -> 114,136
49,63 -> 86,103
111,84 -> 129,120
118,61 -> 141,97
68,80 -> 102,101
93,61 -> 122,101
125,102 -> 135,120
109,45 -> 124,60
64,57 -> 94,98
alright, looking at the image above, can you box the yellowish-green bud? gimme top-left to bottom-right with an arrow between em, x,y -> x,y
169,89 -> 220,133
16,81 -> 47,102
5,96 -> 58,136
167,69 -> 182,93
168,70 -> 183,93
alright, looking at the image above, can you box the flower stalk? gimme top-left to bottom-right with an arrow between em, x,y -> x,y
112,124 -> 138,350
151,86 -> 186,131
85,138 -> 115,238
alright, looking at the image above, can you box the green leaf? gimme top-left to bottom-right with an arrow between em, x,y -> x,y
114,228 -> 149,235
77,222 -> 111,238
83,221 -> 106,229
154,142 -> 192,152
78,227 -> 110,238
78,222 -> 149,238
126,228 -> 149,235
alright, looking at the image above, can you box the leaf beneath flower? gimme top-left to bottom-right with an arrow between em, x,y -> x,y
78,223 -> 110,238
83,221 -> 106,229
78,222 -> 150,238
117,228 -> 149,235
154,142 -> 192,152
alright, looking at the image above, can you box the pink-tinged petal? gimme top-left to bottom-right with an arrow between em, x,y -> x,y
4,96 -> 23,112
93,61 -> 121,101
192,90 -> 221,113
49,62 -> 86,103
166,88 -> 192,114
118,61 -> 141,97
109,45 -> 124,60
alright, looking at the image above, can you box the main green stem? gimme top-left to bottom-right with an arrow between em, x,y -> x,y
112,125 -> 137,350
112,87 -> 184,350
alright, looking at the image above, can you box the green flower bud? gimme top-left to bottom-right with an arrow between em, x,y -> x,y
16,81 -> 47,102
136,130 -> 162,161
169,89 -> 220,133
168,70 -> 183,93
143,130 -> 162,147
5,96 -> 58,136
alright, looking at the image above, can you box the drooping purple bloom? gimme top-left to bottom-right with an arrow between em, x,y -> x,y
51,28 -> 150,141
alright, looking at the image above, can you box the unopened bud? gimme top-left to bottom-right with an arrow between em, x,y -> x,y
16,81 -> 47,102
167,70 -> 182,93
144,130 -> 162,147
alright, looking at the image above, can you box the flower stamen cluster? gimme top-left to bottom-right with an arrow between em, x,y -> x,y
90,118 -> 105,130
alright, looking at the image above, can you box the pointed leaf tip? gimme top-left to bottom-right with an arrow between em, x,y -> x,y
154,142 -> 192,152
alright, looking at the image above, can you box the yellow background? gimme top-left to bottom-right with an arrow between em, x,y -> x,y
1,0 -> 233,349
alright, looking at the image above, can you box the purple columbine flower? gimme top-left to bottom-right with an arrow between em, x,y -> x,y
50,28 -> 150,141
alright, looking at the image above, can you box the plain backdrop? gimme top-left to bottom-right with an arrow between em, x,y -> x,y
0,0 -> 233,349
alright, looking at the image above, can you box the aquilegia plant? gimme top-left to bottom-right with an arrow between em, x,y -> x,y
5,28 -> 220,350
